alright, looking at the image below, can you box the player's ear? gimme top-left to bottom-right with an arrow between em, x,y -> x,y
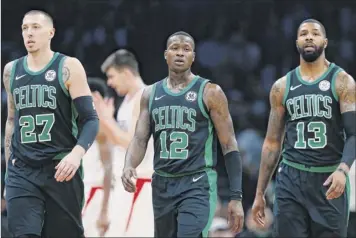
164,50 -> 167,60
192,51 -> 195,62
324,38 -> 328,49
49,28 -> 55,40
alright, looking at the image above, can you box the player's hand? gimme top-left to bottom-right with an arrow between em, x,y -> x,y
227,200 -> 244,234
251,194 -> 266,227
324,169 -> 346,200
97,210 -> 110,237
54,149 -> 82,182
93,92 -> 115,120
121,167 -> 137,193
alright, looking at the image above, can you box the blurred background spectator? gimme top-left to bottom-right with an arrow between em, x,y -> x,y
2,0 -> 355,237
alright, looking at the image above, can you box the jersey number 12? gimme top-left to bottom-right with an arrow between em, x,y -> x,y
160,131 -> 189,159
294,121 -> 327,149
19,113 -> 55,143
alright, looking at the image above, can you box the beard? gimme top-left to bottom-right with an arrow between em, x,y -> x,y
297,44 -> 324,62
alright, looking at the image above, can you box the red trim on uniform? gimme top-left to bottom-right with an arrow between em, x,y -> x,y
82,186 -> 103,216
125,178 -> 152,232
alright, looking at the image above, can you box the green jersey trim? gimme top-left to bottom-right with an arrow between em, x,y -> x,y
331,68 -> 343,102
202,170 -> 218,237
197,79 -> 214,168
23,52 -> 59,75
162,75 -> 199,96
154,167 -> 212,177
282,158 -> 338,173
282,72 -> 291,106
58,56 -> 70,97
148,83 -> 157,112
198,79 -> 210,119
296,63 -> 335,85
9,59 -> 19,92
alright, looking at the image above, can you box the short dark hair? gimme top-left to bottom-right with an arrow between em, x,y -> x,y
101,49 -> 139,75
166,31 -> 195,49
298,18 -> 326,37
88,77 -> 109,98
24,10 -> 54,26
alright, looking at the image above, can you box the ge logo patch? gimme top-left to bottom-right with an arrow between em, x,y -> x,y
45,70 -> 56,82
185,91 -> 197,102
319,80 -> 330,91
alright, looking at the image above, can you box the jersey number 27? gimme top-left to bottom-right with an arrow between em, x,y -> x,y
19,113 -> 55,143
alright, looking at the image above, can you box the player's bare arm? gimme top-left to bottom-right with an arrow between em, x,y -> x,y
256,76 -> 286,196
203,83 -> 244,234
92,92 -> 133,148
336,71 -> 356,170
122,85 -> 152,193
96,133 -> 113,236
324,71 -> 356,200
3,61 -> 16,168
55,57 -> 99,182
252,76 -> 286,225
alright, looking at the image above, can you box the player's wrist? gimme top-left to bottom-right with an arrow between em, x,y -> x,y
72,145 -> 86,158
337,168 -> 348,177
337,163 -> 350,175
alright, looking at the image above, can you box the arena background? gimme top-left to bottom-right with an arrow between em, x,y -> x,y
1,0 -> 355,237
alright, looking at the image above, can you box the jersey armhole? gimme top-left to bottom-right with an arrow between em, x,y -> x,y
148,83 -> 157,113
58,56 -> 70,97
331,68 -> 343,102
198,79 -> 210,119
9,59 -> 19,92
282,72 -> 291,106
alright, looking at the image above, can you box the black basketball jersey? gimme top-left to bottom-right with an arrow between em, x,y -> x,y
10,52 -> 78,164
282,63 -> 345,166
149,76 -> 217,175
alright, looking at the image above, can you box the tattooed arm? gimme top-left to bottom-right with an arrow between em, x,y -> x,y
54,57 -> 99,182
204,84 -> 238,154
3,61 -> 16,168
335,71 -> 356,171
256,76 -> 287,196
64,57 -> 98,156
123,86 -> 152,169
204,83 -> 244,233
121,86 -> 152,193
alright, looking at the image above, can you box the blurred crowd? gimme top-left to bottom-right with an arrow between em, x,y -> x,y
2,0 -> 356,237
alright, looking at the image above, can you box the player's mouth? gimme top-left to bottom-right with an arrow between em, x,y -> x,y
304,43 -> 316,51
27,40 -> 36,46
174,59 -> 185,65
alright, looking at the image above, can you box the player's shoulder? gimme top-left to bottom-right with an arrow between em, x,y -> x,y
334,68 -> 355,96
62,55 -> 84,67
272,75 -> 288,94
141,84 -> 155,102
3,60 -> 17,73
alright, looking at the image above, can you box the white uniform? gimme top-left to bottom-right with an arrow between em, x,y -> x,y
83,88 -> 154,237
82,141 -> 108,236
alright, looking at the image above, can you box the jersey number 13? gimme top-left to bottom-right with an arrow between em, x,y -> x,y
294,121 -> 327,149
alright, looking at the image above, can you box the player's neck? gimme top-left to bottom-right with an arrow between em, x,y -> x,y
299,55 -> 329,78
168,69 -> 195,88
126,76 -> 145,99
27,49 -> 55,70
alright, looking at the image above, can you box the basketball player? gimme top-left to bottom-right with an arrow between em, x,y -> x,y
81,78 -> 113,237
3,10 -> 98,238
122,31 -> 244,237
252,19 -> 355,237
93,49 -> 154,236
